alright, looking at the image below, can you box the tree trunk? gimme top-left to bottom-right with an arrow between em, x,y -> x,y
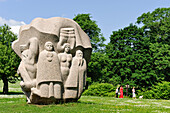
2,76 -> 8,94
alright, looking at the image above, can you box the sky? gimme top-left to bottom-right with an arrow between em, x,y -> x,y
0,0 -> 170,43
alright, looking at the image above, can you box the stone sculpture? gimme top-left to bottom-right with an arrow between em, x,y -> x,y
12,17 -> 92,104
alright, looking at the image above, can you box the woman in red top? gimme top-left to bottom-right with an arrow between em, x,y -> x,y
119,86 -> 123,98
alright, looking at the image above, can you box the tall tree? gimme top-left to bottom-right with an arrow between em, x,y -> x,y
73,14 -> 106,52
0,24 -> 20,94
106,24 -> 155,87
137,7 -> 170,82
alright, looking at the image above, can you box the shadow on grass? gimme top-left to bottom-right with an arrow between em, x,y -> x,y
0,92 -> 24,95
77,101 -> 102,105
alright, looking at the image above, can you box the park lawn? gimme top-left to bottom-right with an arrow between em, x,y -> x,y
0,81 -> 169,112
0,95 -> 169,113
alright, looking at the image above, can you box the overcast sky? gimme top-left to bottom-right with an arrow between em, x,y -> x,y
0,0 -> 169,43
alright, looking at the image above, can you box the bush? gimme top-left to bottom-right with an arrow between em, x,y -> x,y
137,81 -> 170,99
83,83 -> 116,97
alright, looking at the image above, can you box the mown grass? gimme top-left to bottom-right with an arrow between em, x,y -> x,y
0,81 -> 169,113
0,95 -> 169,113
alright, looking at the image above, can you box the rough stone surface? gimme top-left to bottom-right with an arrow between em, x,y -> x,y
12,17 -> 92,104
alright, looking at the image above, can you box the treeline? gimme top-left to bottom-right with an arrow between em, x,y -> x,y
74,8 -> 169,89
0,7 -> 169,95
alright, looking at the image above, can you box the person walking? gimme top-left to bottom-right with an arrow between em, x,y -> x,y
119,86 -> 123,98
132,87 -> 136,99
115,87 -> 118,98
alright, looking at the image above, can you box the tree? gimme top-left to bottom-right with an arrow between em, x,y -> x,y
137,7 -> 170,82
106,24 -> 155,87
73,14 -> 106,52
0,24 -> 20,94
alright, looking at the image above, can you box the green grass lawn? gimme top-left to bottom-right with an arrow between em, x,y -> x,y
0,96 -> 169,113
0,81 -> 169,113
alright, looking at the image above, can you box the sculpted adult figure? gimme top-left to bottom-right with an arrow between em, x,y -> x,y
64,50 -> 87,100
58,43 -> 72,84
17,37 -> 39,103
32,41 -> 62,99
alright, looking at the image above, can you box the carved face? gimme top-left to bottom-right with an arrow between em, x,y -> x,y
76,50 -> 83,58
64,43 -> 70,53
45,42 -> 53,51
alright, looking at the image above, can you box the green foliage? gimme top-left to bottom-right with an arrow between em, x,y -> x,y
0,24 -> 20,93
87,52 -> 111,83
137,81 -> 170,99
137,7 -> 170,44
101,8 -> 170,88
106,24 -> 153,87
136,7 -> 170,83
83,83 -> 116,97
73,14 -> 106,52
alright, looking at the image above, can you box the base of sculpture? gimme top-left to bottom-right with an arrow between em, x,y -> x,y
29,93 -> 78,104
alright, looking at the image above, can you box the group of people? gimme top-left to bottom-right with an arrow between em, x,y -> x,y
115,86 -> 136,99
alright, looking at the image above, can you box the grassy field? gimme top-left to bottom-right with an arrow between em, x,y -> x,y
0,81 -> 170,113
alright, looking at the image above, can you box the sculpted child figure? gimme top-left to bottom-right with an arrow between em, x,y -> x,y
58,43 -> 72,84
32,41 -> 62,99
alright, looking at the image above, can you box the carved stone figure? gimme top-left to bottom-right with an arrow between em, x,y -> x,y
64,50 -> 87,99
12,17 -> 92,104
58,43 -> 72,84
57,28 -> 76,52
32,41 -> 62,99
17,37 -> 38,103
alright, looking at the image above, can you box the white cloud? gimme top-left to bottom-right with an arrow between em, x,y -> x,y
10,26 -> 21,35
0,17 -> 26,35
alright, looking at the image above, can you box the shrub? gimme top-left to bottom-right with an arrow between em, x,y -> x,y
137,81 -> 170,99
83,83 -> 116,97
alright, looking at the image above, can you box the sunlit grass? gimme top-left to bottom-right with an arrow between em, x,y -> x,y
0,81 -> 169,112
0,95 -> 169,113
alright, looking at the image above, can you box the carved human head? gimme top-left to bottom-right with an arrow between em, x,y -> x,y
63,43 -> 70,53
76,50 -> 83,58
44,41 -> 53,51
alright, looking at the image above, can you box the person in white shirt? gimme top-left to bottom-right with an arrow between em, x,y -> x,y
115,87 -> 118,98
132,87 -> 136,99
